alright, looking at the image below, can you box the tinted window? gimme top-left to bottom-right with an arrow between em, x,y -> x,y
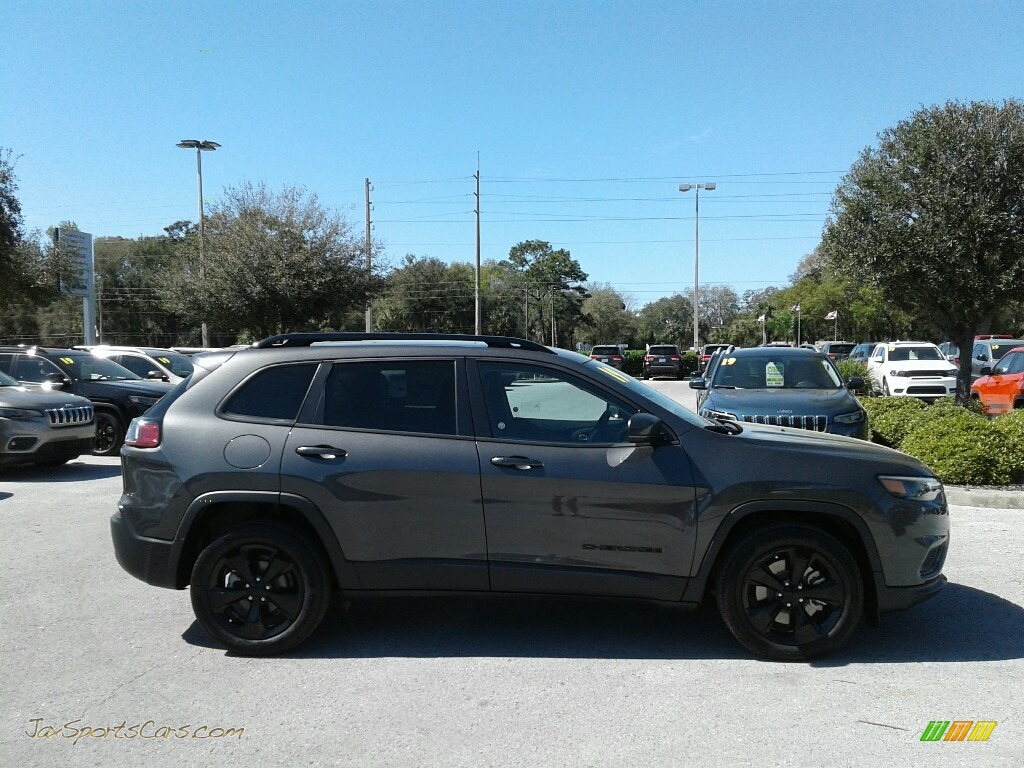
648,346 -> 678,355
321,359 -> 456,435
591,346 -> 622,356
478,361 -> 634,443
113,354 -> 159,378
223,363 -> 317,421
993,351 -> 1024,375
888,346 -> 943,362
14,355 -> 63,382
990,342 -> 1024,361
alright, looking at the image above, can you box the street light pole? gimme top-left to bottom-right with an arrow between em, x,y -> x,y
177,139 -> 221,347
678,182 -> 716,353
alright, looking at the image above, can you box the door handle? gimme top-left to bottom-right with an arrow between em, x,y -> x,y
491,456 -> 543,470
296,445 -> 348,460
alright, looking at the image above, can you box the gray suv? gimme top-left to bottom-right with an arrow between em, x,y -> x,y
0,371 -> 95,467
111,333 -> 948,661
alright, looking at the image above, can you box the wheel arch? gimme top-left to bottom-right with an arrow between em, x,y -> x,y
683,502 -> 883,625
172,491 -> 358,592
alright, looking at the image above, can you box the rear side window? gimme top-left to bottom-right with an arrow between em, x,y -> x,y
321,359 -> 457,435
222,363 -> 318,421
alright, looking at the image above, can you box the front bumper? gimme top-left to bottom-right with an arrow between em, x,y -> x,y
877,573 -> 947,613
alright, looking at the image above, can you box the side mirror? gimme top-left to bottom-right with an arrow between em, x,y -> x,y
979,366 -> 992,376
627,413 -> 668,445
846,377 -> 865,390
146,370 -> 169,381
44,372 -> 69,390
688,377 -> 707,390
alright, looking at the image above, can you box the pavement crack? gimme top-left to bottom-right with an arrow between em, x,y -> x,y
857,720 -> 911,732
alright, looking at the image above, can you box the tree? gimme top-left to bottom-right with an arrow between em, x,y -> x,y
502,240 -> 588,346
637,294 -> 691,349
821,99 -> 1024,402
580,283 -> 637,348
160,183 -> 379,342
373,255 -> 475,332
1,148 -> 24,285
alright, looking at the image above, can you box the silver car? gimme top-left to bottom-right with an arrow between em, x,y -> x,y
0,371 -> 95,467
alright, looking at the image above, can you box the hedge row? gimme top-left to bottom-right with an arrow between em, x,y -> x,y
859,396 -> 1024,485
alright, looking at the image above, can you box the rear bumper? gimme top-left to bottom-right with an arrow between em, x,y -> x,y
110,508 -> 180,589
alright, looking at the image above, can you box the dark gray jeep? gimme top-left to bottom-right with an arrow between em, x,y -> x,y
111,333 -> 948,660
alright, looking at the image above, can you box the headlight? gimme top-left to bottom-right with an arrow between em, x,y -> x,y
700,408 -> 736,421
128,395 -> 159,408
878,475 -> 944,502
0,407 -> 43,420
890,369 -> 909,377
834,409 -> 865,424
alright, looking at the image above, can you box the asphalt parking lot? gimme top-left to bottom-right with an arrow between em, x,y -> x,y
1,379 -> 1022,767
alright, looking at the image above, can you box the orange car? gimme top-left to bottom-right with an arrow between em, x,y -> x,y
971,345 -> 1024,416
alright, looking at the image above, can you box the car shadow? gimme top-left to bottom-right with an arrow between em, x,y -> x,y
0,458 -> 122,482
180,582 -> 1024,663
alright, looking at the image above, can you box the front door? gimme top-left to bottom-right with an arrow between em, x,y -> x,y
471,359 -> 698,600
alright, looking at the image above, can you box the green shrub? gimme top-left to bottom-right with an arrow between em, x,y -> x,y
623,349 -> 644,377
992,409 -> 1024,481
681,351 -> 699,377
901,408 -> 1016,485
835,360 -> 875,395
859,396 -> 927,447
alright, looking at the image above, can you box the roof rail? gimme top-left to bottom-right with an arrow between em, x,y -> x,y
252,332 -> 554,353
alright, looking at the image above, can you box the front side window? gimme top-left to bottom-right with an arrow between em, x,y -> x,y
477,361 -> 634,443
321,359 -> 456,435
13,355 -> 64,383
993,352 -> 1024,376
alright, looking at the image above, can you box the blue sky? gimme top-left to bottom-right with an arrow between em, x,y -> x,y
4,0 -> 1022,307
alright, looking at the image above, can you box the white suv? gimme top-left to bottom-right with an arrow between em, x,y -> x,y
867,342 -> 957,401
78,346 -> 194,385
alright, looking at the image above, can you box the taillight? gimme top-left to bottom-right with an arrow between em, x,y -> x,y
644,355 -> 655,361
612,355 -> 623,361
125,418 -> 161,448
670,355 -> 680,361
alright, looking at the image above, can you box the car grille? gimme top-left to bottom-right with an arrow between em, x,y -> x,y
920,542 -> 947,580
906,385 -> 947,395
908,371 -> 953,378
741,414 -> 828,431
45,405 -> 94,427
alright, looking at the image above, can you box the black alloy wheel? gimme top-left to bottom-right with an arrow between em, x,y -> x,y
92,412 -> 123,456
190,523 -> 331,655
715,525 -> 864,661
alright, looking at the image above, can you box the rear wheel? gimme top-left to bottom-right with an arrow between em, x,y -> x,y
715,525 -> 864,661
93,412 -> 124,456
190,523 -> 331,655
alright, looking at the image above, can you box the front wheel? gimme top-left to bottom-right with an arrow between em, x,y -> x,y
882,377 -> 891,397
190,523 -> 331,655
715,525 -> 864,661
93,412 -> 124,456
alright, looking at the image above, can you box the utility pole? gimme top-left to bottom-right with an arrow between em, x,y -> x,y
524,286 -> 530,340
365,178 -> 372,332
550,285 -> 556,346
474,160 -> 481,335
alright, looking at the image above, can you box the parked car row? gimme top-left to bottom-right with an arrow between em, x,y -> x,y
0,344 -> 194,463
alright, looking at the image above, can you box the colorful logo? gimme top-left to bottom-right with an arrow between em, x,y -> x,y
921,720 -> 997,742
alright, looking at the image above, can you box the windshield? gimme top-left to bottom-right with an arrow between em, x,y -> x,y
151,351 -> 195,377
54,354 -> 142,381
586,360 -> 708,427
711,354 -> 843,389
888,346 -> 943,361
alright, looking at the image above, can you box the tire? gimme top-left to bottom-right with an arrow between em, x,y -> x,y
190,523 -> 332,656
93,411 -> 124,456
882,378 -> 891,397
714,524 -> 864,661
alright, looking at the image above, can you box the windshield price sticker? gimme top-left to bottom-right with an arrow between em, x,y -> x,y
60,357 -> 75,365
766,362 -> 784,387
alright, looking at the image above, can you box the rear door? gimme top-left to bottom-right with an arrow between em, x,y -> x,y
470,358 -> 697,600
281,357 -> 488,591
